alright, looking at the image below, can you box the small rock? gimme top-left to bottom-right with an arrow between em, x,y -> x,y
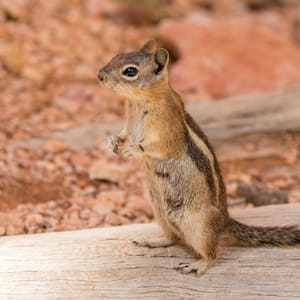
100,190 -> 125,206
105,213 -> 122,226
236,182 -> 288,207
54,97 -> 80,114
24,213 -> 44,230
76,175 -> 90,189
226,181 -> 238,197
79,208 -> 91,220
6,224 -> 24,235
68,211 -> 79,220
0,227 -> 6,236
47,201 -> 57,209
1,50 -> 25,76
127,195 -> 153,218
41,220 -> 52,229
88,214 -> 103,227
27,213 -> 44,224
57,200 -> 72,209
89,159 -> 121,183
283,149 -> 298,165
289,190 -> 300,203
80,186 -> 96,196
70,153 -> 91,168
43,139 -> 68,153
26,225 -> 38,234
157,17 -> 300,98
94,199 -> 114,215
45,217 -> 58,228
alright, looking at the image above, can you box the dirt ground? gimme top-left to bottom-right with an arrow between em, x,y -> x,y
0,0 -> 299,236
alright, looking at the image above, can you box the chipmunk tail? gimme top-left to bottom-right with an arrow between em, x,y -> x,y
227,218 -> 300,247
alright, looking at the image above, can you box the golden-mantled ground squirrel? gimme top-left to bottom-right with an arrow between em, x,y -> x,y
98,40 -> 300,276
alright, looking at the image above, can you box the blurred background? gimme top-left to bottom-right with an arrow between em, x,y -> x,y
0,0 -> 300,236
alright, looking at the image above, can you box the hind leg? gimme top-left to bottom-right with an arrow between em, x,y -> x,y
176,234 -> 217,276
176,207 -> 223,276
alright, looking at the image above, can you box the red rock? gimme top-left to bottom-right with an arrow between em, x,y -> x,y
127,195 -> 153,218
43,139 -> 68,153
76,175 -> 90,189
57,200 -> 72,209
93,199 -> 114,215
0,227 -> 6,236
6,223 -> 24,236
283,149 -> 298,165
88,213 -> 104,227
157,16 -> 300,98
59,218 -> 84,231
134,215 -> 151,224
70,153 -> 92,168
104,213 -> 122,226
68,211 -> 79,220
80,186 -> 96,196
100,190 -> 125,206
225,181 -> 238,197
54,97 -> 80,114
120,216 -> 131,225
24,213 -> 44,231
289,190 -> 300,203
26,225 -> 38,234
47,201 -> 57,209
44,217 -> 58,228
1,49 -> 25,76
89,159 -> 122,183
79,208 -> 91,220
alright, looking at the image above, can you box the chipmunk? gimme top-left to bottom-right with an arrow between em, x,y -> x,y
97,40 -> 300,276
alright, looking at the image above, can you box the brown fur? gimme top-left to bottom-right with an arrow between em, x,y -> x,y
98,40 -> 300,276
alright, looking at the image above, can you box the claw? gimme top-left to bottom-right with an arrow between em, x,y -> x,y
175,260 -> 211,277
132,240 -> 153,248
108,135 -> 124,154
178,262 -> 189,266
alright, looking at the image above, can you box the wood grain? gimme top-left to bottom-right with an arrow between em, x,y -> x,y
0,204 -> 299,300
190,84 -> 300,140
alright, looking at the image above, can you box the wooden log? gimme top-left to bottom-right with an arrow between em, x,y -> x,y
190,84 -> 300,140
0,204 -> 299,299
11,84 -> 300,151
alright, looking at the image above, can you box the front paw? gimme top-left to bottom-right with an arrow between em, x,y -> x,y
108,135 -> 124,154
121,144 -> 142,157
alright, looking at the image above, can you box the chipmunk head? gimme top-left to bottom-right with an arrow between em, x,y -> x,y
98,40 -> 169,98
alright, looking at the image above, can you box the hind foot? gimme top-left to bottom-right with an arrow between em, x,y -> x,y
175,259 -> 213,277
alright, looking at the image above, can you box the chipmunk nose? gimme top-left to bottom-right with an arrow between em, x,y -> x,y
97,70 -> 104,82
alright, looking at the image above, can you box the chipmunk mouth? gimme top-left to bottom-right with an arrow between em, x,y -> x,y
97,71 -> 117,92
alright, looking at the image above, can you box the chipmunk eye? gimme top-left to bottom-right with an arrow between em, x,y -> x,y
122,66 -> 138,77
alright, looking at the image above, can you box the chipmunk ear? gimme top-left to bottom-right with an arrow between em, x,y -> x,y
141,39 -> 156,54
154,48 -> 169,75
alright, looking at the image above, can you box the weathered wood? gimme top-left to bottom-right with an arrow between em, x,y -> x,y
11,85 -> 300,151
0,204 -> 299,300
190,84 -> 300,140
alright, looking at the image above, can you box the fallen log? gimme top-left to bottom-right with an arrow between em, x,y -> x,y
11,84 -> 300,151
191,84 -> 300,140
0,204 -> 299,299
